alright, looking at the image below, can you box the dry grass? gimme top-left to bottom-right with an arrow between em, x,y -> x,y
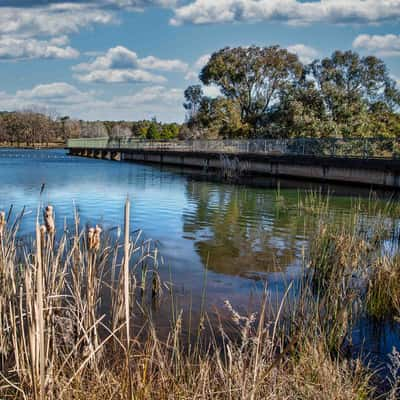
300,191 -> 400,396
366,255 -> 400,319
305,192 -> 400,321
0,198 -> 398,399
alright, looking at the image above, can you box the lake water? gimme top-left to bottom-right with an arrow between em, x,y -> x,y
0,148 -> 399,367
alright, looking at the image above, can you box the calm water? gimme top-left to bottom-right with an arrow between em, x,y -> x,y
0,148 -> 399,365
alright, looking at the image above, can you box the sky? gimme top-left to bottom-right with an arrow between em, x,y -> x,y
0,0 -> 399,123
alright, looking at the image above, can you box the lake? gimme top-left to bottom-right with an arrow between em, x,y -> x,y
0,148 -> 399,368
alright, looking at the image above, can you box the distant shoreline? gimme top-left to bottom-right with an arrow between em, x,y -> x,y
0,142 -> 65,149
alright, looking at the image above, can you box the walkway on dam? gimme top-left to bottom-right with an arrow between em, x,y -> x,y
67,137 -> 398,159
66,137 -> 400,189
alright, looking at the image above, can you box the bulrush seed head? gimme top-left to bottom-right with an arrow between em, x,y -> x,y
93,225 -> 102,252
44,205 -> 55,234
0,211 -> 5,235
40,225 -> 47,243
87,227 -> 95,250
87,226 -> 102,251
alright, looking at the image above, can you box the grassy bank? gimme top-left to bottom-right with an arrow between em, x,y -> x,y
0,197 -> 399,399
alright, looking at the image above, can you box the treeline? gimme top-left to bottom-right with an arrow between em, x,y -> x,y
77,119 -> 181,140
183,47 -> 400,139
0,111 -> 77,146
101,119 -> 181,140
0,112 -> 182,146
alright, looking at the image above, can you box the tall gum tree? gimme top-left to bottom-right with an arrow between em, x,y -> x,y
310,50 -> 400,136
199,46 -> 304,133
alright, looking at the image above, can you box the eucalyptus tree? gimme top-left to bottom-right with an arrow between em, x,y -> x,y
310,50 -> 400,136
268,79 -> 327,138
199,46 -> 304,131
183,85 -> 204,121
196,96 -> 246,138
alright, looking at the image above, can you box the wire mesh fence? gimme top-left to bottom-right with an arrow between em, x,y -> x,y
67,137 -> 400,159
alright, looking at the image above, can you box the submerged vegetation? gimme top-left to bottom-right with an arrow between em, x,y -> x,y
0,193 -> 399,399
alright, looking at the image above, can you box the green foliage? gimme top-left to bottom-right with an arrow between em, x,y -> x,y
268,80 -> 327,138
131,120 -> 151,138
200,46 -> 303,130
0,113 -> 183,145
307,50 -> 399,138
195,97 -> 250,138
146,121 -> 161,140
185,46 -> 400,140
183,85 -> 204,121
144,119 -> 180,140
161,123 -> 180,139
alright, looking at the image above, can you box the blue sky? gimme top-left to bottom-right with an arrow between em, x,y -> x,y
0,0 -> 399,122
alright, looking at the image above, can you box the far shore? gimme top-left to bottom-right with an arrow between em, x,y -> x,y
0,142 -> 65,149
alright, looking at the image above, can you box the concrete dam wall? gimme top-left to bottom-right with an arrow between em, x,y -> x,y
68,147 -> 400,189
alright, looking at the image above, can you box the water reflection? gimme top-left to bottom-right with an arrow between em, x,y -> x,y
183,181 -> 308,277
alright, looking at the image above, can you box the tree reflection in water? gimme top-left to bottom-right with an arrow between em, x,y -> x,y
182,180 -> 310,278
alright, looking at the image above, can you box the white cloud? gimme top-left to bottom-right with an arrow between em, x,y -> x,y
0,82 -> 97,116
15,82 -> 93,104
74,46 -> 188,72
102,0 -> 179,8
139,56 -> 188,71
73,46 -> 139,71
73,46 -> 187,83
194,53 -> 211,69
0,82 -> 185,122
0,4 -> 115,39
0,81 -> 96,114
184,53 -> 210,80
0,4 -> 115,62
75,69 -> 166,83
49,36 -> 70,46
170,0 -> 400,26
203,85 -> 220,98
287,44 -> 319,64
104,85 -> 183,121
0,36 -> 79,60
184,71 -> 198,81
183,54 -> 220,98
353,34 -> 400,57
114,85 -> 182,106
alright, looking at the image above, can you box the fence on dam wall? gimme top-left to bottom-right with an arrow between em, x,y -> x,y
67,137 -> 400,159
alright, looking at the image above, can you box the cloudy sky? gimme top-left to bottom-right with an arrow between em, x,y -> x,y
0,0 -> 399,122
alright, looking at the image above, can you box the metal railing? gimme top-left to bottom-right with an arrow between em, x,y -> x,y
67,137 -> 400,159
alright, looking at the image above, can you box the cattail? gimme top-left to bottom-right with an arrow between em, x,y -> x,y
87,226 -> 102,251
87,227 -> 95,250
39,225 -> 47,251
0,211 -> 5,236
152,271 -> 161,299
93,225 -> 102,252
43,205 -> 55,235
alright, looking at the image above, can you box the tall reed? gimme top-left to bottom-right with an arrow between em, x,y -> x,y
0,197 -> 398,399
